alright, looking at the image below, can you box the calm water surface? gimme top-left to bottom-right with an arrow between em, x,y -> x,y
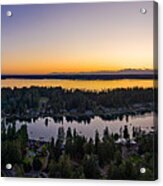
13,112 -> 155,142
2,79 -> 154,91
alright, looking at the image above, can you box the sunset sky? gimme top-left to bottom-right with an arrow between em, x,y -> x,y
2,2 -> 154,75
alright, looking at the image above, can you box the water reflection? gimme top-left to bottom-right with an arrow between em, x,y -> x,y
13,112 -> 154,142
1,79 -> 155,91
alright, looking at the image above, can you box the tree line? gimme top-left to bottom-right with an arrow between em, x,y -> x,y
1,87 -> 157,118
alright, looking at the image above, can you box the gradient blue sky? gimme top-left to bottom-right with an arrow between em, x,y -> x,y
1,2 -> 154,74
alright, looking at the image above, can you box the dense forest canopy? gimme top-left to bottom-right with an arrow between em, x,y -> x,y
1,87 -> 157,118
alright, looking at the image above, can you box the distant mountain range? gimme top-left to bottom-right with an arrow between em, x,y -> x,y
2,69 -> 157,80
50,69 -> 156,75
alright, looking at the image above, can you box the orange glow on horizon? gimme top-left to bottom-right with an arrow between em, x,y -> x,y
2,58 -> 154,75
2,2 -> 155,75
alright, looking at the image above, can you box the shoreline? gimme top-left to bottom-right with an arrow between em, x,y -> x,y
1,74 -> 157,80
2,103 -> 155,123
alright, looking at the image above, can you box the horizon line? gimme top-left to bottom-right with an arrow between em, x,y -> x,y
1,68 -> 157,76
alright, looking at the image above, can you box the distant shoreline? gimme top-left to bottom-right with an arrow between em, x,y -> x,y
1,74 -> 157,80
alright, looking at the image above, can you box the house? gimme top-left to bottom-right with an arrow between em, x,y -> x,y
115,138 -> 127,145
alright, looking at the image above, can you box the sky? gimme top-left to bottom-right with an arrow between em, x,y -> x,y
1,2 -> 154,75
